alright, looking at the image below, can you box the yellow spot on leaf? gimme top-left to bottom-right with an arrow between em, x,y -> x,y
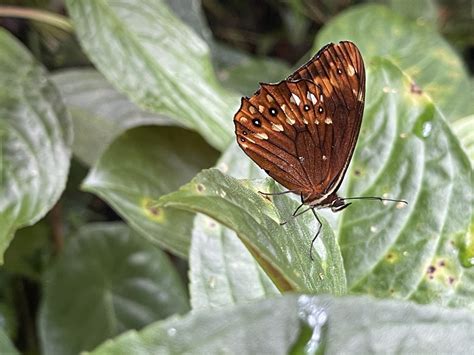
141,197 -> 165,222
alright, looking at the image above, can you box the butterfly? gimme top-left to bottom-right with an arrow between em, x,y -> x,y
233,41 -> 406,259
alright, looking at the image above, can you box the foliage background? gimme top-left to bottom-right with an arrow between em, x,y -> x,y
0,0 -> 473,353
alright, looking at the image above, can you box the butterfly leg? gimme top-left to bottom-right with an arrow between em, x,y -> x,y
309,208 -> 323,261
258,190 -> 295,196
279,204 -> 312,226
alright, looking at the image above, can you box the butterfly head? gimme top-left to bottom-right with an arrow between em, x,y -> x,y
330,197 -> 351,213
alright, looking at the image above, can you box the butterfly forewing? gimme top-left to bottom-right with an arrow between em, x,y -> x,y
234,41 -> 365,204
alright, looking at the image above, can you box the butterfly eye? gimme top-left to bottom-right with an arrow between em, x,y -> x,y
269,108 -> 278,116
252,118 -> 262,127
303,105 -> 310,112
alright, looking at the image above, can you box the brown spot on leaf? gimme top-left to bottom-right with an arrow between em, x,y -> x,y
410,82 -> 423,95
427,265 -> 436,274
354,169 -> 361,176
448,276 -> 455,285
438,260 -> 446,267
196,184 -> 205,192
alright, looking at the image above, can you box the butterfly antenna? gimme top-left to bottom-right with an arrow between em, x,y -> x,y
309,209 -> 322,261
342,196 -> 408,205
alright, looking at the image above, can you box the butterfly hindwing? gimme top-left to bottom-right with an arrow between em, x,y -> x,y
234,41 -> 366,203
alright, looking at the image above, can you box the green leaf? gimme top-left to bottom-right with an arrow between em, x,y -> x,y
51,69 -> 175,166
66,0 -> 239,151
219,57 -> 291,95
314,4 -> 473,121
0,29 -> 72,263
0,274 -> 17,339
189,144 -> 279,310
189,214 -> 280,309
39,222 -> 189,355
158,168 -> 347,295
3,220 -> 50,281
336,60 -> 473,307
0,328 -> 18,355
82,126 -> 219,258
91,294 -> 474,354
452,115 -> 474,164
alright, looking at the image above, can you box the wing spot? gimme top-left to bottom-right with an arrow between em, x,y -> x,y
318,106 -> 324,113
290,93 -> 301,106
322,155 -> 328,160
325,118 -> 333,125
240,137 -> 246,142
303,118 -> 309,125
347,65 -> 355,76
307,91 -> 318,105
256,132 -> 269,140
315,119 -> 320,125
352,89 -> 357,96
271,123 -> 284,131
280,104 -> 287,112
298,156 -> 304,162
337,68 -> 343,74
258,105 -> 265,113
303,105 -> 310,111
269,107 -> 278,116
243,131 -> 247,135
266,94 -> 274,102
239,116 -> 248,123
249,106 -> 257,114
252,118 -> 262,127
286,117 -> 296,125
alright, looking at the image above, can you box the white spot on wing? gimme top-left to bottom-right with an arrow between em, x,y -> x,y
266,94 -> 274,102
272,123 -> 284,131
322,155 -> 327,160
249,106 -> 257,114
239,116 -> 248,123
325,118 -> 333,125
347,65 -> 355,76
290,93 -> 301,106
256,132 -> 269,140
286,117 -> 296,125
259,105 -> 265,113
307,91 -> 317,105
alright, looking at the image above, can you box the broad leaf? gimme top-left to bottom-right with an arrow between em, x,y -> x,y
91,294 -> 474,354
190,214 -> 280,309
66,0 -> 239,151
82,126 -> 219,258
0,29 -> 72,262
218,57 -> 291,95
0,328 -> 18,355
452,115 -> 474,164
158,169 -> 347,295
51,69 -> 175,166
315,4 -> 473,121
39,222 -> 189,355
189,144 -> 279,310
337,59 -> 473,308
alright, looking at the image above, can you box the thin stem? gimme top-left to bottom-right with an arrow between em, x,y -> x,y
0,6 -> 73,32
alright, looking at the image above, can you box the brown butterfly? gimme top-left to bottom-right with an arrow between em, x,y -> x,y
233,41 -> 406,258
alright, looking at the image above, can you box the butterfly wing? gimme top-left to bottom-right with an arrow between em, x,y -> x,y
234,41 -> 365,203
